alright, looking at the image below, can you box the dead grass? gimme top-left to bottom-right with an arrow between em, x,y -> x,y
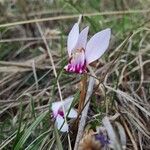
0,0 -> 150,149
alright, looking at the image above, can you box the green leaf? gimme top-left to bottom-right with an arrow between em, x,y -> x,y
14,111 -> 48,150
0,132 -> 16,149
54,125 -> 63,150
25,129 -> 51,150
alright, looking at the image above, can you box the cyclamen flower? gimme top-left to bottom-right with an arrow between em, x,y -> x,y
52,97 -> 77,132
95,132 -> 110,147
64,23 -> 111,74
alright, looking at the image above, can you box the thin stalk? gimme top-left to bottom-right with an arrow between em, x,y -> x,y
77,74 -> 87,115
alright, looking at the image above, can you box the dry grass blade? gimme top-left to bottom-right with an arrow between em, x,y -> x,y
35,22 -> 72,149
0,9 -> 149,28
122,118 -> 139,150
105,85 -> 150,116
0,36 -> 60,43
0,1 -> 150,149
0,54 -> 50,70
102,116 -> 122,150
74,76 -> 95,150
115,122 -> 126,150
0,66 -> 31,72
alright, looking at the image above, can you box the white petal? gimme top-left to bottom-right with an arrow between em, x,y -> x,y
63,96 -> 74,111
85,28 -> 111,64
51,101 -> 63,117
56,115 -> 68,132
68,109 -> 78,118
67,23 -> 79,57
76,26 -> 89,49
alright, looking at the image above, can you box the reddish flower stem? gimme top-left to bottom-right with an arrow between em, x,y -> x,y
78,74 -> 87,114
74,74 -> 87,130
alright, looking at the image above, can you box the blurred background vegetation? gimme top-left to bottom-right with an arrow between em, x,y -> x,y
0,0 -> 150,149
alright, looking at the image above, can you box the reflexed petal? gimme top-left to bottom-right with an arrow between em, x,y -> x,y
52,101 -> 63,117
76,26 -> 89,49
68,109 -> 78,118
63,96 -> 74,111
63,97 -> 77,118
67,23 -> 79,57
85,28 -> 111,64
56,115 -> 68,132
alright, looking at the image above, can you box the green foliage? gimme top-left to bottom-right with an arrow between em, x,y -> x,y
13,111 -> 48,150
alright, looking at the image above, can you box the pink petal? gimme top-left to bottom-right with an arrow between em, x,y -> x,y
75,26 -> 89,50
67,23 -> 79,57
51,101 -> 63,117
64,49 -> 86,74
85,28 -> 111,64
56,115 -> 68,132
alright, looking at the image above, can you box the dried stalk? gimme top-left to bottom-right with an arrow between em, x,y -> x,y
74,76 -> 95,150
36,22 -> 72,150
0,9 -> 149,28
